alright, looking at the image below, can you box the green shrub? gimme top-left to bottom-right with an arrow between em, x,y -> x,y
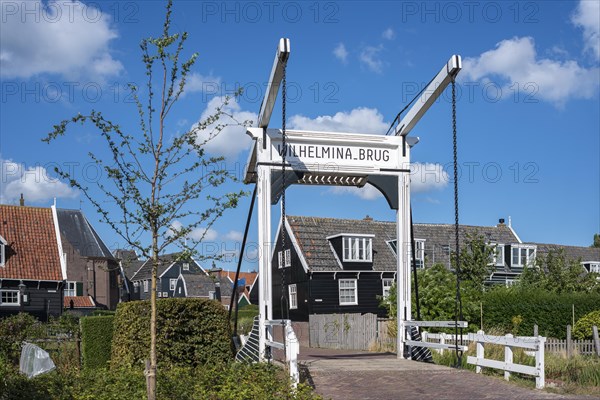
0,313 -> 45,364
80,316 -> 115,369
545,354 -> 600,387
111,298 -> 233,368
90,310 -> 116,317
482,288 -> 600,338
573,310 -> 600,340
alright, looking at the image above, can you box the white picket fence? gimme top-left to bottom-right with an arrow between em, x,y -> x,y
467,331 -> 546,389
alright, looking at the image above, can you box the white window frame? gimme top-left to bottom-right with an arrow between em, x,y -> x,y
382,278 -> 394,298
488,244 -> 505,267
289,284 -> 297,310
143,280 -> 149,293
182,262 -> 190,271
511,245 -> 536,267
413,239 -> 425,268
162,292 -> 168,297
342,236 -> 373,262
582,262 -> 600,274
278,251 -> 283,269
209,290 -> 216,300
0,244 -> 5,267
169,279 -> 177,291
157,292 -> 162,298
338,279 -> 358,305
64,281 -> 77,297
0,290 -> 20,306
284,249 -> 291,267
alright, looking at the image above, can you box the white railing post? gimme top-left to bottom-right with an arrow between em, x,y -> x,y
439,333 -> 446,354
285,321 -> 300,388
504,334 -> 513,381
536,336 -> 546,389
422,331 -> 428,343
475,330 -> 485,374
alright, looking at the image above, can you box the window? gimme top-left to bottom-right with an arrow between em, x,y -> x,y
157,292 -> 162,298
386,240 -> 397,255
382,279 -> 394,298
183,262 -> 190,271
278,249 -> 291,268
64,281 -> 76,297
343,236 -> 372,262
162,292 -> 168,298
0,290 -> 20,306
209,291 -> 216,300
338,279 -> 358,305
143,280 -> 149,292
413,239 -> 425,268
133,282 -> 139,293
178,287 -> 182,294
169,279 -> 177,291
489,244 -> 505,267
511,245 -> 536,267
289,284 -> 297,309
582,262 -> 600,274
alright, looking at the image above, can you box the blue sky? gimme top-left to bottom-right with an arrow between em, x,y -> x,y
1,0 -> 599,271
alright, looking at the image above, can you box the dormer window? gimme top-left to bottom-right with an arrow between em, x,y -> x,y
511,245 -> 536,267
582,262 -> 600,274
488,244 -> 505,267
343,235 -> 373,262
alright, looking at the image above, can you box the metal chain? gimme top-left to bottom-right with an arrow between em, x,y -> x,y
452,79 -> 464,368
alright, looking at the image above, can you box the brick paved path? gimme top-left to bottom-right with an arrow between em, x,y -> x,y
299,348 -> 592,400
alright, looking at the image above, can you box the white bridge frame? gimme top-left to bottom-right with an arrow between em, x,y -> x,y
243,38 -> 463,363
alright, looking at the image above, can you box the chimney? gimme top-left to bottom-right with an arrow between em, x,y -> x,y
364,215 -> 373,221
19,193 -> 24,206
498,218 -> 505,226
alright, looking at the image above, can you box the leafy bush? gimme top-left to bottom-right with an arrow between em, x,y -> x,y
545,354 -> 600,388
80,316 -> 114,369
573,310 -> 600,340
482,288 -> 600,338
111,298 -> 233,368
0,313 -> 45,364
0,358 -> 321,400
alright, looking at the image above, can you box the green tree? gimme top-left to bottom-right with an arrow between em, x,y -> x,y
451,232 -> 496,292
519,249 -> 600,293
593,233 -> 600,248
43,2 -> 247,398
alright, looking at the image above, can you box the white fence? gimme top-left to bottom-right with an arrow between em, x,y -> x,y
309,313 -> 378,350
466,330 -> 546,389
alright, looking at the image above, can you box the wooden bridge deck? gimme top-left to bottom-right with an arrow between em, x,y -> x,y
299,347 -> 590,400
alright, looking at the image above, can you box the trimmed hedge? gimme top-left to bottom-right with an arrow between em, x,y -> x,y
111,298 -> 233,367
482,288 -> 600,338
81,316 -> 115,369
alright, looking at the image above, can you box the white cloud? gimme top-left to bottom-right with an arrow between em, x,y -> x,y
333,43 -> 349,64
462,36 -> 599,106
0,0 -> 122,79
0,158 -> 78,204
167,220 -> 218,241
359,45 -> 385,74
410,163 -> 448,193
193,96 -> 256,158
382,28 -> 395,40
182,72 -> 222,95
224,230 -> 243,241
572,0 -> 600,60
290,107 -> 388,134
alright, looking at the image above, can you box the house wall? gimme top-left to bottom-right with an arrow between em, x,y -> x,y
0,280 -> 63,321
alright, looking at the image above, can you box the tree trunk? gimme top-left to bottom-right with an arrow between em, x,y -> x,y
146,237 -> 159,400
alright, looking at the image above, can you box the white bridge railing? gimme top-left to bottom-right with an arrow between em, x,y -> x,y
264,319 -> 299,387
467,330 -> 546,389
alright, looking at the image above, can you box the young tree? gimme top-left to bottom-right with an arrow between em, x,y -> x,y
593,233 -> 600,248
453,232 -> 496,292
43,2 -> 248,398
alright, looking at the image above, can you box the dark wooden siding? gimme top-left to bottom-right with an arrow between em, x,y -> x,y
0,280 -> 63,321
308,272 -> 391,318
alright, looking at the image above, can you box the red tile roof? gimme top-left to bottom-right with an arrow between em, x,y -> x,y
0,205 -> 63,281
64,296 -> 96,308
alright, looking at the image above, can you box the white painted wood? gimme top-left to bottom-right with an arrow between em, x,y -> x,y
536,336 -> 546,389
467,333 -> 539,350
257,38 -> 290,129
475,330 -> 484,374
405,320 -> 468,328
395,55 -> 462,137
467,357 -> 538,376
504,334 -> 513,381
